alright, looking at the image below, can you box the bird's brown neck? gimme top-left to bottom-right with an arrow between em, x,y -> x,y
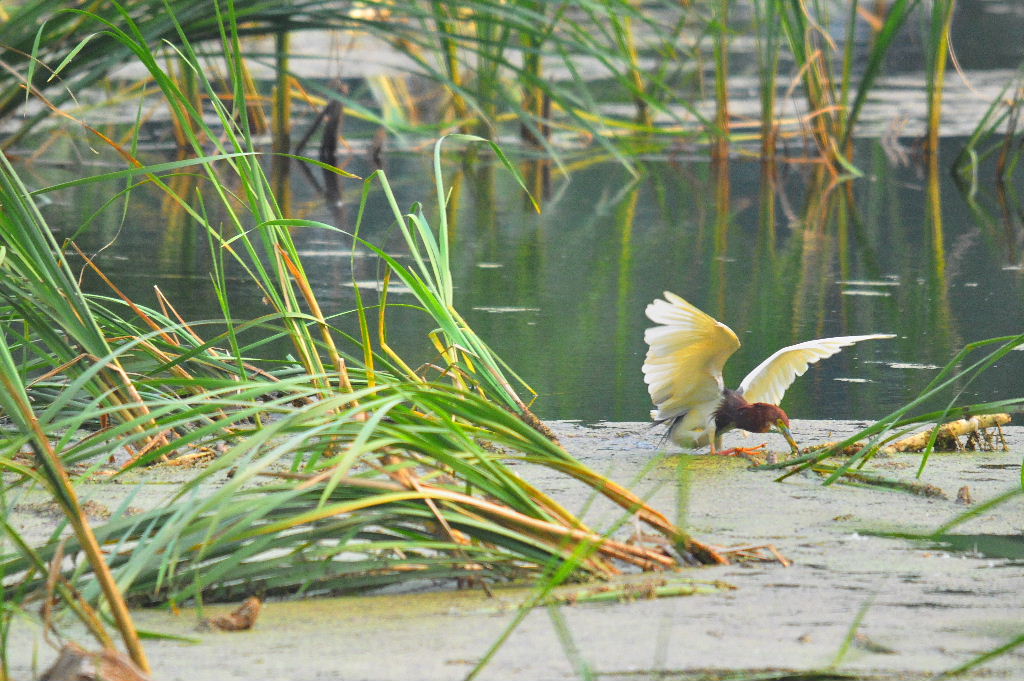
715,389 -> 789,434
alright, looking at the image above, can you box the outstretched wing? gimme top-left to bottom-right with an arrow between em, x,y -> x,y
642,292 -> 741,422
737,334 -> 895,405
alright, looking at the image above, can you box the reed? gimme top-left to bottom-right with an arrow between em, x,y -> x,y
0,3 -> 716,667
924,0 -> 957,163
753,0 -> 781,162
0,0 -> 685,153
953,76 -> 1024,187
2,1 -> 1019,673
0,151 -> 151,670
1,0 -> 964,175
711,0 -> 730,159
272,30 -> 292,154
771,1 -> 917,174
839,0 -> 917,150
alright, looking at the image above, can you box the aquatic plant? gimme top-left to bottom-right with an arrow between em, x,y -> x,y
0,149 -> 151,672
0,0 -> 691,154
952,73 -> 1024,188
0,4 -> 721,673
1,1 -> 1020,678
0,0 -> 969,174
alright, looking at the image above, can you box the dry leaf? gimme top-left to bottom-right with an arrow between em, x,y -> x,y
40,642 -> 151,681
201,596 -> 263,632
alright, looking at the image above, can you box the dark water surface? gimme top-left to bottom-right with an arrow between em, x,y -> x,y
27,133 -> 1023,423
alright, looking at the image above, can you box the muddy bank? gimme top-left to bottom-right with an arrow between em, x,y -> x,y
8,419 -> 1023,681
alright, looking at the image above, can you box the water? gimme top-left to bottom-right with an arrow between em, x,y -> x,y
15,1 -> 1024,424
29,135 -> 1022,424
934,533 -> 1024,561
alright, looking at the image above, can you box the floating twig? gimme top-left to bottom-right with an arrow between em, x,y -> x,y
716,543 -> 792,567
538,576 -> 735,607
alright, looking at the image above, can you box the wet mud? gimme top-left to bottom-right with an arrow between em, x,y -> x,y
7,420 -> 1023,680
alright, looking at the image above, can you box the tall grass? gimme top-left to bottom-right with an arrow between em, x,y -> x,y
0,148 -> 156,669
774,0 -> 918,175
952,74 -> 1024,188
711,0 -> 730,163
753,0 -> 781,163
923,0 -> 956,163
0,0 -> 943,170
0,2 -> 723,669
1,0 -> 1019,675
0,0 -> 690,155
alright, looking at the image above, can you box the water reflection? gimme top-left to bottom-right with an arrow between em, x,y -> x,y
35,136 -> 1024,423
932,534 -> 1024,561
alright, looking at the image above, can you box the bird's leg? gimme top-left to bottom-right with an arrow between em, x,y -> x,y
707,425 -> 721,455
715,443 -> 768,457
709,428 -> 767,457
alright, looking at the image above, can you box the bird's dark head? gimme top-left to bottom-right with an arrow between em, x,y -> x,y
716,391 -> 800,453
741,402 -> 789,433
745,403 -> 799,454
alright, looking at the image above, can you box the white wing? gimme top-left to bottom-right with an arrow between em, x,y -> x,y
642,292 -> 741,422
737,334 -> 895,405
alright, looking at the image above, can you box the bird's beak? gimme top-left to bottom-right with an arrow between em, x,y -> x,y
775,419 -> 800,455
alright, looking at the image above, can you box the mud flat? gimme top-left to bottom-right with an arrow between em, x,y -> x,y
8,420 -> 1023,680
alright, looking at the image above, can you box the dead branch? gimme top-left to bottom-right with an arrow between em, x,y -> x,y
801,413 -> 1012,457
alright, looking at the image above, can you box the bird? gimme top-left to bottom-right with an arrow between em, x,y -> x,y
642,292 -> 894,455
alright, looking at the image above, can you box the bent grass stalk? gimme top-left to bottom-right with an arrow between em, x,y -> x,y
0,313 -> 147,669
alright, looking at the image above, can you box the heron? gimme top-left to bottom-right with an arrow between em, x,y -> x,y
642,291 -> 894,455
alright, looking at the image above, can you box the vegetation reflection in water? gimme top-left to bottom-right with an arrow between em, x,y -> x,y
42,136 -> 1024,423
